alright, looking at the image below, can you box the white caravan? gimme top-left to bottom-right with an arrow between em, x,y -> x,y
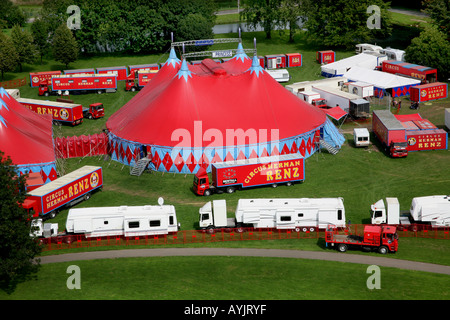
371,196 -> 450,227
265,69 -> 290,82
353,128 -> 370,148
66,198 -> 180,238
199,198 -> 346,232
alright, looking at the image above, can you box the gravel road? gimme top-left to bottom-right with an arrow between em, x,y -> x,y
38,248 -> 450,275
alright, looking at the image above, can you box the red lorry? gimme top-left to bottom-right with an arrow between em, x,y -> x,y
96,66 -> 129,81
22,166 -> 103,219
125,69 -> 158,91
38,74 -> 117,96
410,82 -> 448,103
193,154 -> 305,196
382,60 -> 437,84
29,71 -> 62,88
325,224 -> 398,254
373,110 -> 448,157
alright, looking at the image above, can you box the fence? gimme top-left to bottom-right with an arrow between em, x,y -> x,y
39,224 -> 450,252
0,77 -> 26,89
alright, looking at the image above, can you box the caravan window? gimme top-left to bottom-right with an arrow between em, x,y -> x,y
128,221 -> 140,228
169,216 -> 174,225
337,210 -> 343,220
150,220 -> 161,227
280,216 -> 291,222
298,213 -> 304,217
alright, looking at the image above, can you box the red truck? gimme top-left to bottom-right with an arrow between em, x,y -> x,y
38,74 -> 117,96
373,110 -> 448,157
125,69 -> 158,91
410,82 -> 448,103
29,71 -> 62,88
22,166 -> 103,219
382,60 -> 437,84
325,224 -> 398,254
193,154 -> 305,196
372,110 -> 409,157
17,97 -> 84,126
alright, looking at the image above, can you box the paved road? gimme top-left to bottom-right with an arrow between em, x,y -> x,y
38,248 -> 450,275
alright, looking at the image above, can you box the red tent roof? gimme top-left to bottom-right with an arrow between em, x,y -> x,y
107,48 -> 326,148
0,88 -> 55,166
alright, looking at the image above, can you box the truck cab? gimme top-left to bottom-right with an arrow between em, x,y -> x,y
390,140 -> 408,157
199,200 -> 236,232
38,80 -> 50,96
311,98 -> 327,109
83,103 -> 104,119
193,167 -> 212,196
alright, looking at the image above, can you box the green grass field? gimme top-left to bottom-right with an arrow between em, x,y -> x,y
2,12 -> 450,300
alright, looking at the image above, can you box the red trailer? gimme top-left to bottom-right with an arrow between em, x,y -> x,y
96,66 -> 129,81
316,51 -> 335,64
373,110 -> 448,157
193,154 -> 305,196
129,64 -> 159,74
22,166 -> 103,219
64,68 -> 96,75
372,110 -> 409,157
382,60 -> 437,83
38,74 -> 117,96
29,71 -> 62,88
17,97 -> 84,126
125,69 -> 158,91
325,224 -> 398,254
257,56 -> 265,68
410,82 -> 448,103
265,54 -> 286,69
286,53 -> 302,67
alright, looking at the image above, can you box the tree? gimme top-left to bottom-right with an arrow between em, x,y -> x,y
0,32 -> 19,81
52,24 -> 79,68
0,151 -> 42,294
0,0 -> 25,28
241,0 -> 282,39
278,0 -> 306,43
405,25 -> 450,79
177,13 -> 215,45
11,25 -> 38,72
31,18 -> 51,64
303,0 -> 392,49
422,0 -> 449,38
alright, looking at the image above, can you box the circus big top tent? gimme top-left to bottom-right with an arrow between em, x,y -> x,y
106,44 -> 344,174
0,88 -> 57,183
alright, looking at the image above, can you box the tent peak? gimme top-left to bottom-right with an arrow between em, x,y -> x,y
247,55 -> 264,77
176,59 -> 194,82
164,47 -> 181,68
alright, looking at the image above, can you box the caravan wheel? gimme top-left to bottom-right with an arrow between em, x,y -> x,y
294,227 -> 301,233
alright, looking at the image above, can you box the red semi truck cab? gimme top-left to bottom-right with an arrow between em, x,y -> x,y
194,154 -> 305,196
390,139 -> 408,158
311,98 -> 327,109
83,102 -> 104,119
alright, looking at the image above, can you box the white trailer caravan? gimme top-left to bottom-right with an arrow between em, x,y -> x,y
371,196 -> 450,227
379,48 -> 405,61
199,198 -> 346,233
355,43 -> 383,54
445,108 -> 450,131
285,77 -> 347,96
66,198 -> 180,238
353,128 -> 370,147
342,81 -> 374,98
266,69 -> 290,83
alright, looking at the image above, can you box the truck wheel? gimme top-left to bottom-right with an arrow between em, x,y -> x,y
131,87 -> 136,92
338,243 -> 348,252
44,92 -> 49,97
207,226 -> 215,234
286,182 -> 292,186
271,184 -> 278,188
378,246 -> 388,254
88,114 -> 93,120
226,187 -> 235,194
204,190 -> 211,196
97,90 -> 103,94
84,193 -> 91,201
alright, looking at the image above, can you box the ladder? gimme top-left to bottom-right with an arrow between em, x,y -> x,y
319,140 -> 340,155
130,157 -> 151,176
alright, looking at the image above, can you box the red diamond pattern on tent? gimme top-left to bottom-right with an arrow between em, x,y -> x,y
119,144 -> 125,162
260,148 -> 269,157
174,152 -> 185,172
306,137 -> 312,154
152,152 -> 161,170
126,146 -> 133,164
237,150 -> 246,160
212,152 -> 222,163
290,141 -> 298,153
48,167 -> 58,181
299,139 -> 306,157
271,145 -> 279,156
162,152 -> 173,171
225,152 -> 234,162
186,153 -> 197,172
199,153 -> 209,169
249,149 -> 258,159
281,144 -> 290,155
40,169 -> 47,182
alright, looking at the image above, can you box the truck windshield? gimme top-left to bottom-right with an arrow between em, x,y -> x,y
395,142 -> 407,148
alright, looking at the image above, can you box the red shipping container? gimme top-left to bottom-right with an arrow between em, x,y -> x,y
29,71 -> 62,88
265,54 -> 286,69
410,82 -> 448,102
286,53 -> 302,67
96,66 -> 129,81
316,51 -> 335,64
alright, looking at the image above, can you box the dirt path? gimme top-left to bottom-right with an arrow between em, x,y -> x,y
38,248 -> 450,275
